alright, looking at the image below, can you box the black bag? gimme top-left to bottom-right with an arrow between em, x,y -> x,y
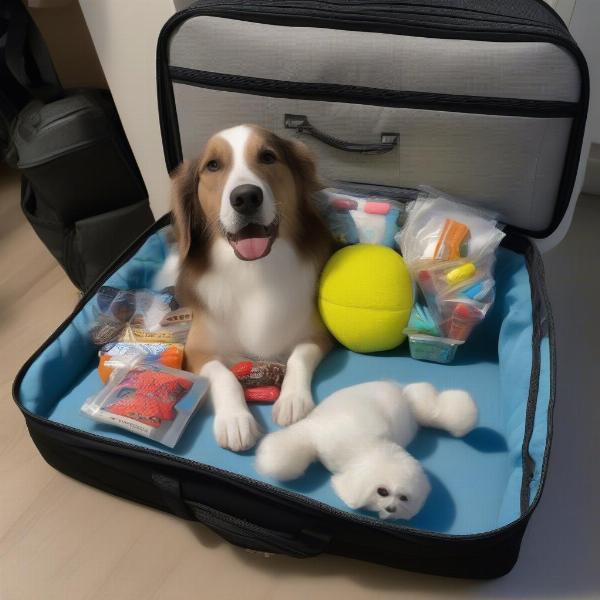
1,0 -> 153,290
13,0 -> 589,579
0,0 -> 62,161
15,90 -> 153,289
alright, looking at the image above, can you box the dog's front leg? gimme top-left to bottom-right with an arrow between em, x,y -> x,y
273,339 -> 330,426
201,360 -> 261,451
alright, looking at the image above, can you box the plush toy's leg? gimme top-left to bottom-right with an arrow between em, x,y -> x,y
403,382 -> 478,438
256,421 -> 316,480
273,339 -> 330,426
201,360 -> 261,452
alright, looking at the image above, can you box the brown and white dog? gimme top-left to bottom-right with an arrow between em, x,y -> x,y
163,125 -> 334,452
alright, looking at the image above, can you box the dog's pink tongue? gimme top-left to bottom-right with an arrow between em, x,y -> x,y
233,237 -> 270,260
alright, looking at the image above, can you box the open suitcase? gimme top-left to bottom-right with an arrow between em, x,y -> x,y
13,0 -> 589,579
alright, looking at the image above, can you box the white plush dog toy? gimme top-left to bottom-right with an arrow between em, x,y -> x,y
256,381 -> 477,520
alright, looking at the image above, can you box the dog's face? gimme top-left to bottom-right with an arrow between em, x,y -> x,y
172,124 -> 324,264
332,451 -> 431,520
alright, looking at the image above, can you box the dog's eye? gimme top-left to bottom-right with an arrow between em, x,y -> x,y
259,150 -> 277,165
376,487 -> 389,497
399,494 -> 409,502
206,159 -> 220,172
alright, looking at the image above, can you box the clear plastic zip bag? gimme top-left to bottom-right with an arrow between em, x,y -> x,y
315,184 -> 412,247
89,286 -> 192,346
81,361 -> 209,447
396,188 -> 505,363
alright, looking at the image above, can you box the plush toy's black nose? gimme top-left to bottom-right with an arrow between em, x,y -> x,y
385,505 -> 397,513
230,184 -> 263,215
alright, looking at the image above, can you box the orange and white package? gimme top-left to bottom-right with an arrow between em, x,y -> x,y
97,342 -> 184,383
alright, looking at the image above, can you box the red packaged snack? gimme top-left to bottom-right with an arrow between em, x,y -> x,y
81,362 -> 209,447
106,368 -> 193,427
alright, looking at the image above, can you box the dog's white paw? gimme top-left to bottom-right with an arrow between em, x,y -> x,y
213,411 -> 261,452
272,385 -> 315,426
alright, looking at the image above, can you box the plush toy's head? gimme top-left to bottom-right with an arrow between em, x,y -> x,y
318,244 -> 413,353
331,445 -> 430,520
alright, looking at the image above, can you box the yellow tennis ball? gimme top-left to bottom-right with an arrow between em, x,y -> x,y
318,245 -> 413,353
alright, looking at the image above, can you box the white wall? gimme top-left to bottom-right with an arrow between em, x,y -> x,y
79,0 -> 177,217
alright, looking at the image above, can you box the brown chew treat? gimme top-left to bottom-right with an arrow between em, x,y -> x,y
230,361 -> 286,388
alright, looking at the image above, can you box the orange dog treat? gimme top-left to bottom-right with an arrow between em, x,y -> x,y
231,361 -> 254,379
433,219 -> 470,260
244,386 -> 281,403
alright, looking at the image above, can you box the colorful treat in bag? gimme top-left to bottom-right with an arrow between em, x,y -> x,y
444,302 -> 484,342
416,270 -> 440,317
434,219 -> 470,260
445,262 -> 477,286
460,279 -> 494,302
405,303 -> 441,337
81,362 -> 209,447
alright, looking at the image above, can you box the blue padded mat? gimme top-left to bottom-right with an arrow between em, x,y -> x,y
18,228 -> 551,536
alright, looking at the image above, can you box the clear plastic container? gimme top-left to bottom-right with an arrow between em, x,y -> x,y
407,334 -> 464,364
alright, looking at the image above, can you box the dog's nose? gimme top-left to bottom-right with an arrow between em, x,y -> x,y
385,505 -> 397,513
230,184 -> 263,216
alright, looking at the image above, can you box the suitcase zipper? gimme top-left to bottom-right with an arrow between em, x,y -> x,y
167,0 -> 569,39
169,66 -> 578,119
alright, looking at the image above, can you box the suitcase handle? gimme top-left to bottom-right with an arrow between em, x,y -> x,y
284,114 -> 399,155
185,500 -> 330,558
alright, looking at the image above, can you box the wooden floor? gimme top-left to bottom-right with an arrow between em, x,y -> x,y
1,164 -> 599,600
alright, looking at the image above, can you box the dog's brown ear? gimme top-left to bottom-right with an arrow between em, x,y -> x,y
281,137 -> 334,262
284,139 -> 323,195
171,160 -> 205,261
